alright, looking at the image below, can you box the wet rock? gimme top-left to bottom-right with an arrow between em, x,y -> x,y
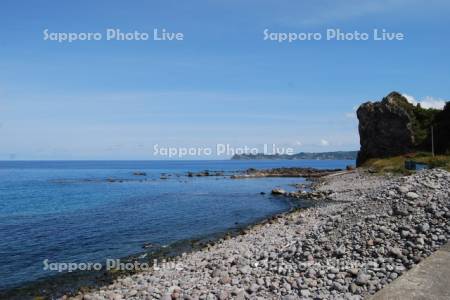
133,171 -> 147,176
271,188 -> 286,195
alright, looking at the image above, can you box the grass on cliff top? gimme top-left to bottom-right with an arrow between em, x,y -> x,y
363,152 -> 450,174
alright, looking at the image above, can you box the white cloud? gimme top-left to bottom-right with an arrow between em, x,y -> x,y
402,94 -> 416,104
345,112 -> 356,119
345,105 -> 359,119
320,139 -> 330,146
294,140 -> 303,146
403,94 -> 447,110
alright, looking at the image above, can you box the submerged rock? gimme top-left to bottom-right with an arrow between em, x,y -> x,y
133,171 -> 147,176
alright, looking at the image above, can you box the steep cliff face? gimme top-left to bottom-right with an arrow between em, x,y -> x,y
356,91 -> 449,166
434,102 -> 450,154
356,92 -> 415,166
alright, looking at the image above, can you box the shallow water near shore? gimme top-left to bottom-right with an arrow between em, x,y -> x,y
0,159 -> 353,296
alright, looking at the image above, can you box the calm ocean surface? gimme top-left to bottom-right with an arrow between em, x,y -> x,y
0,160 -> 353,292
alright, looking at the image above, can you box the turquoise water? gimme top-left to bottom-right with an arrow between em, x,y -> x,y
0,160 -> 353,292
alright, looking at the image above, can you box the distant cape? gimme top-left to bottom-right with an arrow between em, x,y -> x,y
231,151 -> 358,160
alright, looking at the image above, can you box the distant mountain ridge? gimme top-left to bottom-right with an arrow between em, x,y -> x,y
231,151 -> 358,160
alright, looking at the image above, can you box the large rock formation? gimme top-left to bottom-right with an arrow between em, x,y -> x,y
356,92 -> 416,166
356,91 -> 450,166
434,102 -> 450,154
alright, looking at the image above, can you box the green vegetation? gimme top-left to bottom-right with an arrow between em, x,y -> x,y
411,105 -> 440,147
387,92 -> 441,148
403,94 -> 449,153
363,152 -> 450,174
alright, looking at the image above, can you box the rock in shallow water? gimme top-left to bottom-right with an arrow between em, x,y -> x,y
271,188 -> 286,195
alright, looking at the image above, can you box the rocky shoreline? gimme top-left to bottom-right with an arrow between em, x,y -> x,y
231,168 -> 344,179
69,168 -> 449,300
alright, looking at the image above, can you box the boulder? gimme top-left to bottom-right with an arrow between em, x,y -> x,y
271,188 -> 286,195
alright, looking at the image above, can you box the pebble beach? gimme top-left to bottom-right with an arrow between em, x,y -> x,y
71,168 -> 450,300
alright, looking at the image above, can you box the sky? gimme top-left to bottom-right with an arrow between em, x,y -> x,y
0,0 -> 449,160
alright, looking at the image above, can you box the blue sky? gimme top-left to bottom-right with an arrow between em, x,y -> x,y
0,0 -> 449,159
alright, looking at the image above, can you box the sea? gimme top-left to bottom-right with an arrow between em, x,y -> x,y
0,160 -> 353,296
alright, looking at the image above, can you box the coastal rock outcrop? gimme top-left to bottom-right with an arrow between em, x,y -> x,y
231,167 -> 342,179
356,92 -> 416,166
434,102 -> 450,153
356,91 -> 450,166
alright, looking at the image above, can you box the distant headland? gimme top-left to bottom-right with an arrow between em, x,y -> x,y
231,151 -> 358,160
